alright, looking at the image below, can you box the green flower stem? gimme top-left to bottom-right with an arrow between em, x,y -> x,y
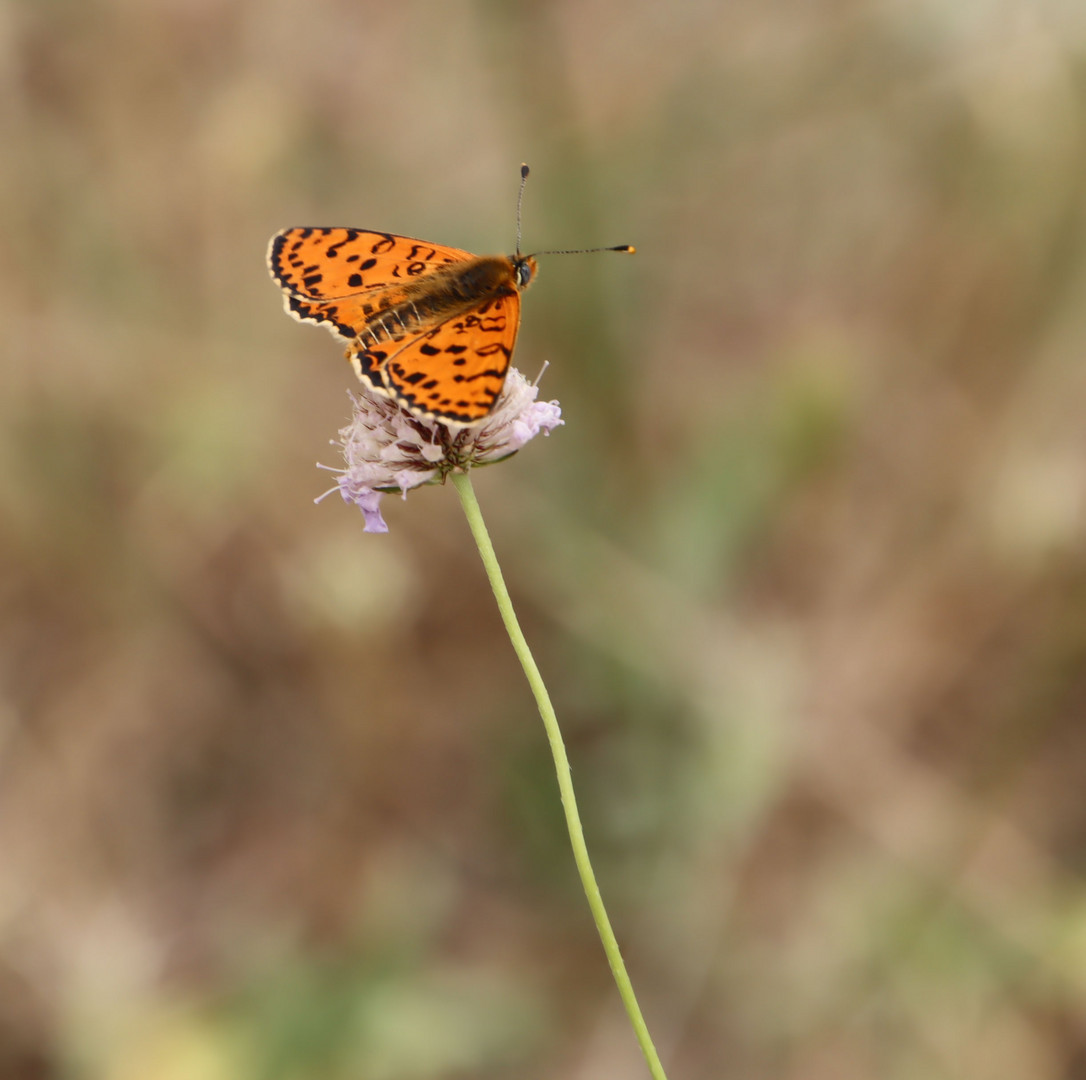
451,470 -> 668,1080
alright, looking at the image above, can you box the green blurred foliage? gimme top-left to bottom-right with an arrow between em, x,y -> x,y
2,1 -> 1086,1077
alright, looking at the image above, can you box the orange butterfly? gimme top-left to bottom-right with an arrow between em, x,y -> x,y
267,166 -> 633,427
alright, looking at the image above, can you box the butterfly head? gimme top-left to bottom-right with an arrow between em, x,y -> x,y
512,255 -> 537,290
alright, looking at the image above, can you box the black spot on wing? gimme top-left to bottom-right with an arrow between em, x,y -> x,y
325,229 -> 359,257
475,342 -> 512,359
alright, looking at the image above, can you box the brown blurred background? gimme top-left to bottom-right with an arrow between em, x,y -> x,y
3,1 -> 1086,1077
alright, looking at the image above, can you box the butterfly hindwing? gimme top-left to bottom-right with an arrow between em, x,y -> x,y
352,291 -> 521,426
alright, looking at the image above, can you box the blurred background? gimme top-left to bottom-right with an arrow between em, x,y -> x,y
3,1 -> 1086,1077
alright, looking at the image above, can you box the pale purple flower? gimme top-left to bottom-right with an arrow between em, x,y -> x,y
316,368 -> 563,532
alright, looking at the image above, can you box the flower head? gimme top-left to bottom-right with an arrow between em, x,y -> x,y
317,368 -> 563,532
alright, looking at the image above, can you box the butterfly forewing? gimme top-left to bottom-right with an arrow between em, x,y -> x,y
268,227 -> 475,343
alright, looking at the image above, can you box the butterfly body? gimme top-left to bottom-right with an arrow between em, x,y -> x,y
352,255 -> 533,349
268,226 -> 537,426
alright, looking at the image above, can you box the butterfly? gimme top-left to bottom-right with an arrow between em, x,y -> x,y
267,166 -> 633,427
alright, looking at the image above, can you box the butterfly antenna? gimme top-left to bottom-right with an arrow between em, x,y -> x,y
516,163 -> 635,257
515,163 -> 529,256
529,244 -> 636,256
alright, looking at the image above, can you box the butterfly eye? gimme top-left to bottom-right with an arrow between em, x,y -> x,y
515,261 -> 534,287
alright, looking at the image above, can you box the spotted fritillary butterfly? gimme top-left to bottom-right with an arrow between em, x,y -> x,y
267,166 -> 633,427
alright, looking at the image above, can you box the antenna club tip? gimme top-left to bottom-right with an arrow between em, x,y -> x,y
520,163 -> 530,178
621,244 -> 636,253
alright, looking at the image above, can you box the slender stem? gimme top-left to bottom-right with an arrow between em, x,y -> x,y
451,470 -> 668,1080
